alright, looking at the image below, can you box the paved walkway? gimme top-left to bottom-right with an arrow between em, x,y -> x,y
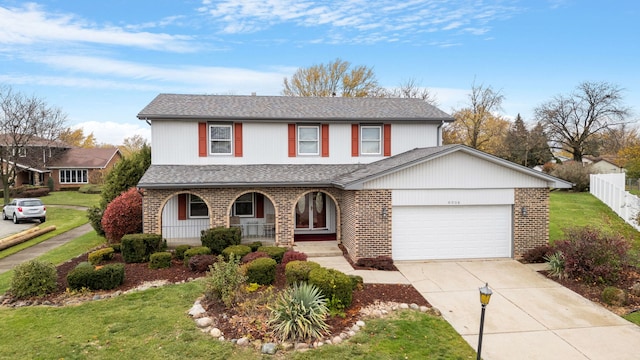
0,223 -> 93,274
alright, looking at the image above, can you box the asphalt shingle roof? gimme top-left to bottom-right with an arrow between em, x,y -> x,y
137,94 -> 453,122
47,147 -> 120,168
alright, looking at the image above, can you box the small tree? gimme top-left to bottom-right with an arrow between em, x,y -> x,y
101,187 -> 143,243
551,161 -> 593,192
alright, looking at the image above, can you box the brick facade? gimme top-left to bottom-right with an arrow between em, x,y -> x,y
513,187 -> 549,258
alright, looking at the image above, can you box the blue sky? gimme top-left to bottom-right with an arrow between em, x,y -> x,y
0,0 -> 638,145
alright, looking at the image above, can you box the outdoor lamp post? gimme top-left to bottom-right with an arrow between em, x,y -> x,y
477,283 -> 492,360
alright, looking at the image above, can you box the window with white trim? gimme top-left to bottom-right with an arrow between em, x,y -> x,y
189,194 -> 208,218
59,169 -> 88,184
209,124 -> 232,155
298,125 -> 319,155
361,126 -> 382,155
233,193 -> 254,217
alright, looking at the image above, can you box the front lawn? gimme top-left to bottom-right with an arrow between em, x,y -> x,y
40,191 -> 100,208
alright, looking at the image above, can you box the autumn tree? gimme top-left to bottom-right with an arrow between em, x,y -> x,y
282,58 -> 381,97
501,114 -> 552,167
535,81 -> 630,162
443,82 -> 509,154
59,127 -> 97,148
0,85 -> 67,203
120,134 -> 148,157
379,78 -> 439,105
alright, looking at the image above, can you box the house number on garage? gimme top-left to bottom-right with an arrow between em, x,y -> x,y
447,201 -> 461,205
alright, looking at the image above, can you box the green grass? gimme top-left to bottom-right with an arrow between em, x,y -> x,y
623,311 -> 640,325
549,191 -> 640,246
0,207 -> 89,260
40,191 -> 100,207
0,230 -> 106,293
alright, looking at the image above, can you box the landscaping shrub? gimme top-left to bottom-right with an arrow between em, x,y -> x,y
149,252 -> 172,269
111,243 -> 121,253
10,259 -> 57,299
99,144 -> 151,209
248,241 -> 263,252
79,184 -> 102,194
602,286 -> 627,306
188,254 -> 216,272
554,226 -> 630,285
88,247 -> 115,265
355,256 -> 395,270
269,282 -> 329,342
285,260 -> 321,285
203,255 -> 247,307
174,244 -> 192,260
551,162 -> 593,192
241,251 -> 270,264
282,250 -> 307,267
18,186 -> 50,198
86,206 -> 105,236
544,251 -> 566,280
67,262 -> 125,290
257,246 -> 287,264
201,227 -> 241,254
101,187 -> 143,243
221,244 -> 252,260
308,267 -> 353,308
348,274 -> 364,291
522,245 -> 553,264
121,234 -> 165,263
183,246 -> 212,265
245,257 -> 277,285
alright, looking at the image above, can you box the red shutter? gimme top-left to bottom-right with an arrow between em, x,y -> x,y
234,123 -> 243,157
383,124 -> 391,156
178,194 -> 187,220
255,193 -> 264,218
351,124 -> 359,156
198,123 -> 207,157
288,124 -> 296,157
321,124 -> 329,157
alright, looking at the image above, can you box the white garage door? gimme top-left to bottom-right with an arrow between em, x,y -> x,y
392,205 -> 512,260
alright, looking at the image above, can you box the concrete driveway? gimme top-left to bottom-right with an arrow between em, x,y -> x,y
395,259 -> 640,360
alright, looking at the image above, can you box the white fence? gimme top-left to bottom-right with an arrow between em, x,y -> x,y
590,173 -> 640,231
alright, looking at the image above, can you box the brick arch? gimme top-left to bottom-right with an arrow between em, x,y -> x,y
155,190 -> 214,233
290,189 -> 341,244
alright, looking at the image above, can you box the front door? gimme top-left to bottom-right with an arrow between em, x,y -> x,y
295,192 -> 327,230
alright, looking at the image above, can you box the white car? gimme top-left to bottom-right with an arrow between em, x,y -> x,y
2,198 -> 46,224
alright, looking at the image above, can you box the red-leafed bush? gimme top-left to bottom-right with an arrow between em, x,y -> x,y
281,250 -> 307,267
101,187 -> 143,243
241,251 -> 270,264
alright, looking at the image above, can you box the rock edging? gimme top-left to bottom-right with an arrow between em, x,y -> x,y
188,298 -> 442,355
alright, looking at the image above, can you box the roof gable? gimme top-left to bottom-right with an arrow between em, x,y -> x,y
137,94 -> 454,122
47,147 -> 121,169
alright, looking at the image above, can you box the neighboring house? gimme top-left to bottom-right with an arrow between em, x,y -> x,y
47,147 -> 122,190
136,94 -> 572,262
0,135 -> 69,188
582,155 -> 625,174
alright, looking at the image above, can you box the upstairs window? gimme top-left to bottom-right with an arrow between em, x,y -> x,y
361,126 -> 382,155
297,126 -> 319,155
209,124 -> 232,155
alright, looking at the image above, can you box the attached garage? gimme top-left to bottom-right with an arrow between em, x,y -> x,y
392,205 -> 512,260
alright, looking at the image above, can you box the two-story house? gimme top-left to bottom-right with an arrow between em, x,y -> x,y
137,94 -> 571,262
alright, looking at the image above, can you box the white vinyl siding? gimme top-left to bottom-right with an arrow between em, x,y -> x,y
59,169 -> 88,184
298,126 -> 319,155
210,124 -> 232,155
361,126 -> 381,155
392,205 -> 512,260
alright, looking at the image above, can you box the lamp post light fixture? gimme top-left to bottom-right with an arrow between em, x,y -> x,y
477,283 -> 492,360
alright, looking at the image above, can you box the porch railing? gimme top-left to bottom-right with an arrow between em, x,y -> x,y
161,223 -> 276,241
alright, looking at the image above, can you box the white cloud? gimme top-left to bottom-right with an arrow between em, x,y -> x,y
0,3 -> 195,52
72,121 -> 151,146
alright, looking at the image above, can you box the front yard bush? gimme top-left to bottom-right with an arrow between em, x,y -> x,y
551,162 -> 593,192
101,187 -> 143,243
248,241 -> 263,252
241,251 -> 270,264
10,259 -> 57,299
602,286 -> 627,306
221,244 -> 252,260
554,226 -> 630,285
268,282 -> 329,342
88,247 -> 114,265
174,244 -> 192,260
203,255 -> 247,307
66,262 -> 125,290
188,254 -> 216,272
282,250 -> 307,266
245,257 -> 277,285
86,206 -> 105,236
183,246 -> 212,265
201,227 -> 241,254
121,234 -> 165,263
285,260 -> 321,285
308,267 -> 353,308
522,245 -> 553,264
149,252 -> 172,269
257,246 -> 287,264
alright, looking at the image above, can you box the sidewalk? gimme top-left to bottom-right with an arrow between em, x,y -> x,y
0,223 -> 93,274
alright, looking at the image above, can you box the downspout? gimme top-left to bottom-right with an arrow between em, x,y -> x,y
436,120 -> 445,146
